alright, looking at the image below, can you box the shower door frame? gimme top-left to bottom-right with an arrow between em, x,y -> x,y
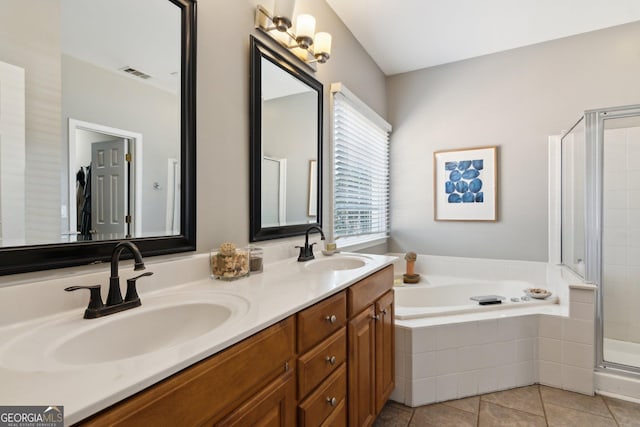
589,104 -> 640,376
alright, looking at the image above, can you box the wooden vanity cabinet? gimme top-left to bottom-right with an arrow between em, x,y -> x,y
77,265 -> 394,427
296,291 -> 347,426
347,265 -> 395,427
217,369 -> 296,426
78,317 -> 296,427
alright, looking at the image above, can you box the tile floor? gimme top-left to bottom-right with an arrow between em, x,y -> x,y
375,385 -> 640,426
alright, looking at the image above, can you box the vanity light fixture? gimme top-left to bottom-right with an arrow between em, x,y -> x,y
255,3 -> 332,66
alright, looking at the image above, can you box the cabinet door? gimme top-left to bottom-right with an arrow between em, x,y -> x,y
348,305 -> 376,427
217,369 -> 296,427
375,290 -> 395,414
79,317 -> 295,427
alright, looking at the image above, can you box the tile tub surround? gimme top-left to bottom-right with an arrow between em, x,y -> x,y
388,254 -> 597,406
0,251 -> 396,424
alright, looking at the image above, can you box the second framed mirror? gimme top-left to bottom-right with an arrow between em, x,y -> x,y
249,35 -> 323,241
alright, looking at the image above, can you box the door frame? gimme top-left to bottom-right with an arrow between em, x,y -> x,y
262,156 -> 287,226
165,158 -> 180,234
68,119 -> 143,238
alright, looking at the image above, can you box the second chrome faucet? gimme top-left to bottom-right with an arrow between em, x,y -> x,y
65,241 -> 153,319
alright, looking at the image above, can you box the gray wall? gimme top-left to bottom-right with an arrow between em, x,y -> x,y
0,1 -> 62,245
198,0 -> 387,251
62,54 -> 179,235
387,21 -> 640,262
263,91 -> 317,225
0,0 -> 386,283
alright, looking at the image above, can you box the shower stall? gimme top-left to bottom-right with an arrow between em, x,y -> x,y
561,104 -> 640,380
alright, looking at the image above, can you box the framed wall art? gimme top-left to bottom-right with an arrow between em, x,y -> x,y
433,146 -> 498,221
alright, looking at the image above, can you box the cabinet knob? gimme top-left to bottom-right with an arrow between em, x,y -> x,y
325,314 -> 337,324
326,355 -> 337,365
371,314 -> 380,321
380,308 -> 388,315
326,397 -> 337,407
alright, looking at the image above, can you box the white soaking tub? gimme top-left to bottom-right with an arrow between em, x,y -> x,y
394,276 -> 558,320
385,254 -> 590,408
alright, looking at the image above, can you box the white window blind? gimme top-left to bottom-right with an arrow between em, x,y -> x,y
331,84 -> 391,244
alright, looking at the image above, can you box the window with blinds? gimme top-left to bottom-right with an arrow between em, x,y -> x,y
331,83 -> 391,246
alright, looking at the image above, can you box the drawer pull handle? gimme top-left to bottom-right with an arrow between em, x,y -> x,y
326,355 -> 337,365
325,314 -> 337,324
326,397 -> 337,407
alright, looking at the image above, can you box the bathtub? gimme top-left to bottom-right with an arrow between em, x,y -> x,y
386,254 -> 594,407
394,276 -> 558,320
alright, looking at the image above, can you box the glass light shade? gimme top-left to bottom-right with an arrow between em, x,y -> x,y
296,14 -> 316,39
273,0 -> 295,19
272,29 -> 291,45
291,46 -> 308,60
314,32 -> 332,55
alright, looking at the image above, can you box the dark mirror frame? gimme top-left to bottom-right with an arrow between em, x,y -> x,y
0,0 -> 197,276
249,35 -> 323,242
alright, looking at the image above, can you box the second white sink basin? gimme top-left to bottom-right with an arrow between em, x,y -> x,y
304,255 -> 369,272
0,291 -> 249,370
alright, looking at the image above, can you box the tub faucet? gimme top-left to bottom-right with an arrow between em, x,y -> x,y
297,226 -> 325,262
65,241 -> 153,319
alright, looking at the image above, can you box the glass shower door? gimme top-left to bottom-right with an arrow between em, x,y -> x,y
601,111 -> 640,370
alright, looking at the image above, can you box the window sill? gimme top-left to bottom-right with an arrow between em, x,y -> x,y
337,235 -> 388,253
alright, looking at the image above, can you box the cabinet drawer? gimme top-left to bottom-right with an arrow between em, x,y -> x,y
298,327 -> 346,398
297,291 -> 346,353
321,397 -> 346,427
348,265 -> 393,317
298,364 -> 347,426
79,317 -> 295,426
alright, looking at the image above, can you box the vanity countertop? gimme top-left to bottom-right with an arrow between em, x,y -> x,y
0,252 -> 396,425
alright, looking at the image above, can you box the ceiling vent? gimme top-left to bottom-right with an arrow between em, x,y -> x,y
120,66 -> 152,80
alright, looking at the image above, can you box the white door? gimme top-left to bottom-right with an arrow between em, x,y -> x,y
91,139 -> 127,239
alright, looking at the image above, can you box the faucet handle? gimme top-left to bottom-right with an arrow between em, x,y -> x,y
125,271 -> 153,303
65,285 -> 104,318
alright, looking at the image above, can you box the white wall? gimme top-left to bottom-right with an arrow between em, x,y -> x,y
387,21 -> 640,262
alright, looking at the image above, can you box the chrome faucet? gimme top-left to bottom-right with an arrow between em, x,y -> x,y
297,226 -> 325,262
65,241 -> 153,319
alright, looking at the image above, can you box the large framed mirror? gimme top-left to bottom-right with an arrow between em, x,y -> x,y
249,36 -> 323,241
0,0 -> 196,275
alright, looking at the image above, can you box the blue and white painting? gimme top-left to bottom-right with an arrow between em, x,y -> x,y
434,146 -> 497,221
444,159 -> 484,204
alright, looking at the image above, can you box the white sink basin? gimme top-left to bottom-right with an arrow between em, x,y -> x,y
0,291 -> 249,370
304,255 -> 369,272
53,302 -> 233,364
